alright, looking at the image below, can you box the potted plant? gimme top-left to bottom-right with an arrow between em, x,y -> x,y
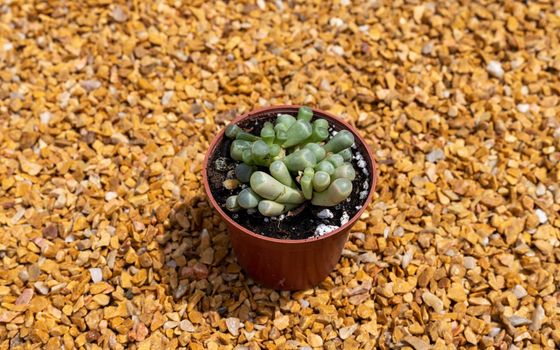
202,106 -> 377,290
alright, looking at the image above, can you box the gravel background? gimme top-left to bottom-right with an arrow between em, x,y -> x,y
0,1 -> 559,349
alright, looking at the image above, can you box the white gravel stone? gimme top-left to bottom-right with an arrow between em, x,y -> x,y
329,17 -> 344,27
463,256 -> 477,269
487,60 -> 504,79
80,79 -> 101,91
89,268 -> 103,283
422,291 -> 444,312
512,284 -> 527,299
40,111 -> 52,124
517,103 -> 529,113
426,148 -> 445,162
105,191 -> 118,201
161,91 -> 174,106
422,42 -> 433,55
509,315 -> 532,327
535,209 -> 547,224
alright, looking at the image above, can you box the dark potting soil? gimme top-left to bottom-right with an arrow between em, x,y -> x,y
207,112 -> 373,240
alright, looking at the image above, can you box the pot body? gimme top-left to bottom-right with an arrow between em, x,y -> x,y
203,106 -> 377,290
228,220 -> 351,290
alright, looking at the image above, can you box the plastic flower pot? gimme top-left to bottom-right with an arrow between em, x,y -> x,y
202,106 -> 377,290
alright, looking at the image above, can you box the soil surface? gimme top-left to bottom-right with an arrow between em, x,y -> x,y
207,112 -> 373,240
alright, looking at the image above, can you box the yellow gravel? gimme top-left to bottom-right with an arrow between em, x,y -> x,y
1,1 -> 559,349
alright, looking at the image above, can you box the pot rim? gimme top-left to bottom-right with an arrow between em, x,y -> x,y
202,105 -> 378,245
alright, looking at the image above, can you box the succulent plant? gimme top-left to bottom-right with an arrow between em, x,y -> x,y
223,107 -> 357,217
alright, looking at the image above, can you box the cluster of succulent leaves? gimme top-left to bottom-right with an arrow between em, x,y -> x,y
224,107 -> 357,217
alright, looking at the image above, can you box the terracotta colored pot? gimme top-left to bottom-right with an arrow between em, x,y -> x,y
202,106 -> 377,290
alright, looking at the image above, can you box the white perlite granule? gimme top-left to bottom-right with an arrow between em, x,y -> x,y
316,209 -> 334,219
340,211 -> 350,225
314,224 -> 338,236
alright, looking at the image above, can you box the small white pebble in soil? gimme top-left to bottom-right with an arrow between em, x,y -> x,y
340,211 -> 350,225
105,191 -> 118,201
315,224 -> 339,236
355,205 -> 362,210
362,181 -> 369,190
535,209 -> 547,224
214,157 -> 228,171
89,268 -> 103,283
487,60 -> 504,79
359,25 -> 369,32
317,209 -> 334,219
512,284 -> 528,299
359,190 -> 368,200
517,103 -> 529,113
264,218 -> 269,222
521,85 -> 529,95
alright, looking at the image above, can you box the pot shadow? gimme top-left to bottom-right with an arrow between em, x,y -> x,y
155,197 -> 296,327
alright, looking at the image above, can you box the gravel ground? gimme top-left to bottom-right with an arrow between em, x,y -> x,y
1,1 -> 559,349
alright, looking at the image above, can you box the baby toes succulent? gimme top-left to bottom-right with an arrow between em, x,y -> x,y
223,106 -> 359,216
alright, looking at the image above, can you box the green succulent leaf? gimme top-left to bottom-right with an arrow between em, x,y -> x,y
312,171 -> 331,192
225,124 -> 241,139
270,160 -> 295,187
315,160 -> 335,175
333,163 -> 356,181
260,122 -> 275,144
283,148 -> 317,172
230,140 -> 251,161
305,119 -> 329,143
326,154 -> 344,168
304,143 -> 326,162
237,188 -> 262,209
236,131 -> 261,142
338,148 -> 352,161
324,130 -> 355,153
283,120 -> 312,148
311,178 -> 353,206
225,195 -> 240,211
250,171 -> 305,204
251,140 -> 270,160
258,200 -> 285,217
297,106 -> 313,122
276,114 -> 296,128
301,167 -> 315,200
274,123 -> 289,144
235,163 -> 256,183
269,144 -> 282,158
